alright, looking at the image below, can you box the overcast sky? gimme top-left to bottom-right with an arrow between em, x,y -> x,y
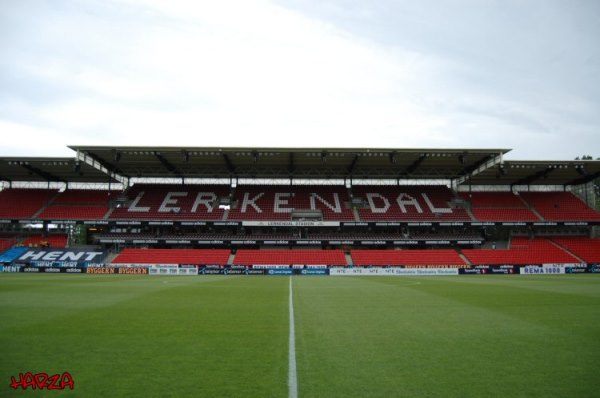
1,0 -> 598,160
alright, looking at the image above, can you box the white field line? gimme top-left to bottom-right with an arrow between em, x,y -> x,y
288,276 -> 298,398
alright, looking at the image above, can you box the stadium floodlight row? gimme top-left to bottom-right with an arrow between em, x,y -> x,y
0,146 -> 599,269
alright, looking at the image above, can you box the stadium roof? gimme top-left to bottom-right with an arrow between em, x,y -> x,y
0,146 -> 598,187
0,157 -> 119,184
70,146 -> 510,181
465,160 -> 600,187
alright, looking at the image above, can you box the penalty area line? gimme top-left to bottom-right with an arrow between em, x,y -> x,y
288,276 -> 298,398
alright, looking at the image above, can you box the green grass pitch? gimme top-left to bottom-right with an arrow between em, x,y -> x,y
1,274 -> 599,397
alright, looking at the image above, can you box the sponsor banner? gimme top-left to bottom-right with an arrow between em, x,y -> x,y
147,266 -> 195,275
488,267 -> 517,274
328,240 -> 355,245
84,220 -> 109,225
520,266 -> 565,275
252,264 -> 289,269
150,266 -> 180,275
198,240 -> 225,245
180,221 -> 207,226
201,269 -> 225,275
18,266 -> 85,273
242,221 -> 340,227
267,269 -> 293,275
245,269 -> 266,275
296,240 -> 322,245
459,267 -> 518,275
329,268 -> 458,276
115,221 -> 142,225
225,269 -> 246,275
117,267 -> 149,275
64,267 -> 84,273
588,265 -> 600,273
459,268 -> 484,274
565,266 -> 587,274
178,268 -> 197,275
86,267 -> 117,274
15,249 -> 105,265
99,239 -> 126,243
299,269 -> 328,275
393,240 -> 419,245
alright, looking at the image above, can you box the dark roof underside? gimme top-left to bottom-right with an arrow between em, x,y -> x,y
69,146 -> 509,181
0,157 -> 119,184
0,147 -> 597,186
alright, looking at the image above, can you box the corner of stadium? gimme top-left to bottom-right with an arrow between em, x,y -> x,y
1,145 -> 599,275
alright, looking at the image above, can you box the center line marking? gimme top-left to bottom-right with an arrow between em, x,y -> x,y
288,276 -> 298,398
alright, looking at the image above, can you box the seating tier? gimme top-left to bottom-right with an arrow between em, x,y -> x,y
0,189 -> 58,219
350,249 -> 466,267
233,249 -> 347,265
520,192 -> 600,221
112,248 -> 231,264
462,237 -> 580,265
551,237 -> 600,263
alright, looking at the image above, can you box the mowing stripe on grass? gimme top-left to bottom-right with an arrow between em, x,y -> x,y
288,276 -> 298,398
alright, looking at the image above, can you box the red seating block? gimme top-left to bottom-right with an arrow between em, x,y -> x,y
350,249 -> 466,267
233,249 -> 347,265
112,248 -> 231,265
551,237 -> 600,263
0,189 -> 58,219
462,237 -> 580,265
520,192 -> 600,221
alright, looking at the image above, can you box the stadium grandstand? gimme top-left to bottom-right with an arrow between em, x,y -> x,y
0,146 -> 599,273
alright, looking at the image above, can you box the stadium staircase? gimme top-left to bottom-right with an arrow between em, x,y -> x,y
227,252 -> 236,265
454,248 -> 472,266
464,207 -> 477,222
345,252 -> 353,266
104,251 -> 120,264
352,207 -> 361,222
